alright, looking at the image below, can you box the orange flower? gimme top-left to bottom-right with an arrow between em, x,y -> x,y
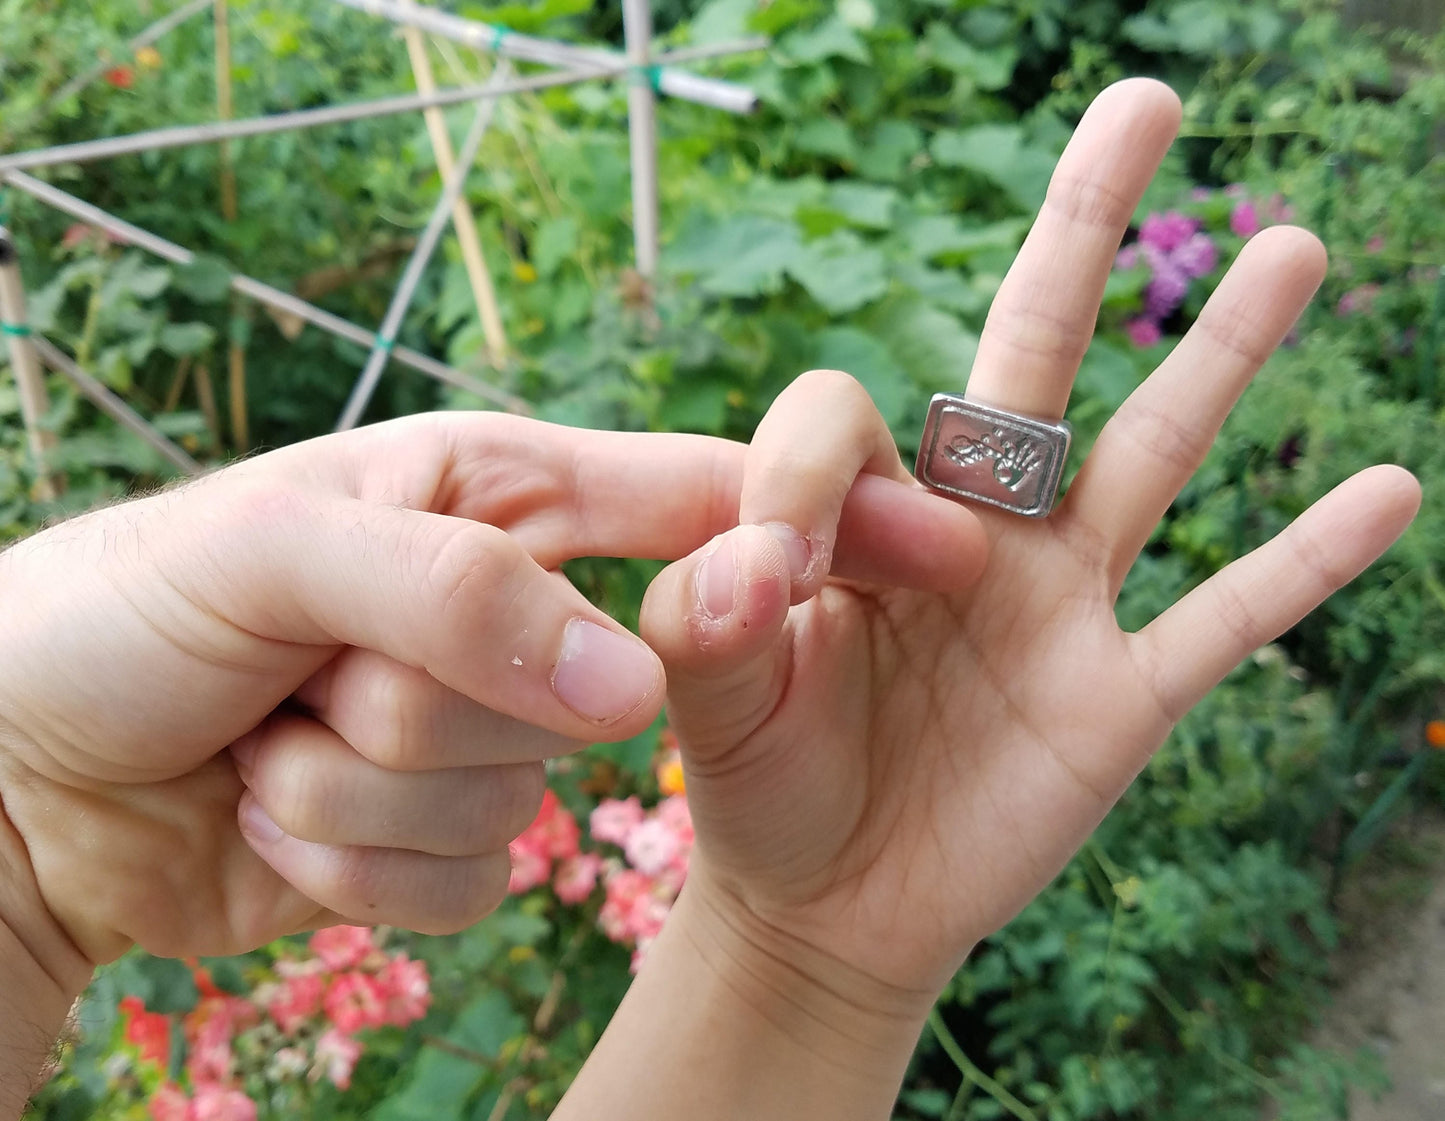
134,45 -> 163,70
117,995 -> 170,1069
1426,720 -> 1445,749
104,66 -> 134,89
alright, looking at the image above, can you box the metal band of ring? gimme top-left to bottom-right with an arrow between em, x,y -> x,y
913,394 -> 1071,518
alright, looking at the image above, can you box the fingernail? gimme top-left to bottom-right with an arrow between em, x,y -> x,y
760,522 -> 811,583
552,619 -> 660,725
240,795 -> 285,844
697,536 -> 737,619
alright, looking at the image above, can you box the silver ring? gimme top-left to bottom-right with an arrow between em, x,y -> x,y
914,394 -> 1071,518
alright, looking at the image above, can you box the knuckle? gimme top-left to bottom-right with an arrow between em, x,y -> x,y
1044,173 -> 1136,231
425,523 -> 526,621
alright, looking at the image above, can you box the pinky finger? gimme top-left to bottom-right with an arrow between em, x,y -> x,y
1135,465 -> 1419,721
239,793 -> 512,935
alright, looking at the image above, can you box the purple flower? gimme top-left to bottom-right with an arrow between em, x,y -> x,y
1229,201 -> 1260,239
1125,317 -> 1163,348
1138,211 -> 1199,254
1144,264 -> 1189,319
1115,245 -> 1140,270
1173,231 -> 1219,279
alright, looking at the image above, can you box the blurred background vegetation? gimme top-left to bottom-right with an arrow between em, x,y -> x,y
3,0 -> 1443,1118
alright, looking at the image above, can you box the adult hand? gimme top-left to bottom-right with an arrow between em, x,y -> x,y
639,79 -> 1421,1023
0,411 -> 986,989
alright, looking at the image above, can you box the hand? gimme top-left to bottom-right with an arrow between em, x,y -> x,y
638,80 -> 1421,1018
0,411 -> 986,985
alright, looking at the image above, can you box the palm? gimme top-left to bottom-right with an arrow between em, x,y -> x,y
646,81 -> 1419,1000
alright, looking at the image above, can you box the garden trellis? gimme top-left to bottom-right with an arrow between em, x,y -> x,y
0,0 -> 765,489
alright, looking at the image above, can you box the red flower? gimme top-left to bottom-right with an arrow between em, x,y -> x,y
323,972 -> 386,1034
104,66 -> 135,89
119,995 -> 171,1069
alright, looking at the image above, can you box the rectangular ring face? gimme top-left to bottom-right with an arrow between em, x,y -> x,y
914,395 -> 1071,517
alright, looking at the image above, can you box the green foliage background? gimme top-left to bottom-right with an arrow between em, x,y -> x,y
3,0 -> 1443,1118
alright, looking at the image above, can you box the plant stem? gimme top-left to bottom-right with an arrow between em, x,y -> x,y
926,1008 -> 1039,1121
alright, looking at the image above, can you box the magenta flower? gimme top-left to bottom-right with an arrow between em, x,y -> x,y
1229,200 -> 1261,238
1115,245 -> 1140,270
1125,317 -> 1163,348
1139,210 -> 1199,254
1144,265 -> 1189,319
1173,232 -> 1219,278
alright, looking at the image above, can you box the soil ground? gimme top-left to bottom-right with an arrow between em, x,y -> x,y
1310,806 -> 1445,1120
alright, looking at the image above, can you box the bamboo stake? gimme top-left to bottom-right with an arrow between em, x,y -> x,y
33,337 -> 202,475
622,0 -> 660,288
0,229 -> 58,500
0,66 -> 620,175
163,356 -> 193,413
194,361 -> 222,446
2,172 -> 530,414
214,0 -> 248,449
335,63 -> 511,432
331,0 -> 759,114
405,27 -> 509,367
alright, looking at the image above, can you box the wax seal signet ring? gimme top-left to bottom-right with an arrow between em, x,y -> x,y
914,394 -> 1071,518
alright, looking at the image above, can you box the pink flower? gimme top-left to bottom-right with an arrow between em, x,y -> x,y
190,1086 -> 258,1121
599,868 -> 673,945
656,795 -> 693,847
1115,245 -> 1140,270
1223,183 -> 1248,198
528,790 -> 582,861
309,925 -> 378,971
119,996 -> 171,1069
1125,317 -> 1163,348
1138,211 -> 1198,254
589,797 -> 645,846
1266,194 -> 1294,222
624,818 -> 683,877
553,852 -> 604,904
1229,200 -> 1260,238
1173,232 -> 1218,278
1365,235 -> 1385,254
265,972 -> 325,1034
185,1013 -> 236,1087
313,1028 -> 363,1091
1337,283 -> 1381,316
149,1084 -> 190,1121
375,954 -> 431,1027
323,972 -> 386,1034
508,837 -> 551,894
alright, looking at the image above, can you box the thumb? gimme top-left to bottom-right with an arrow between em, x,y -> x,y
638,524 -> 794,762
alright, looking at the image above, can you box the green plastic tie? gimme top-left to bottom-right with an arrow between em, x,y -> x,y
0,189 -> 11,228
629,64 -> 662,91
489,24 -> 509,52
1,322 -> 32,338
375,335 -> 396,354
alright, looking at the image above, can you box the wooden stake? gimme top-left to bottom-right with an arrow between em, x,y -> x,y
404,27 -> 509,367
0,229 -> 58,500
194,361 -> 222,447
214,0 -> 248,448
622,0 -> 660,322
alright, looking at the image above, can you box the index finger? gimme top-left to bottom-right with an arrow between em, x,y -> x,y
966,79 -> 1182,419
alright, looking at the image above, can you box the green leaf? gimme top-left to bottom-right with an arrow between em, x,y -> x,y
158,322 -> 216,357
899,215 -> 1028,264
1074,341 -> 1140,411
866,296 -> 980,395
656,378 -> 731,433
923,22 -> 1018,90
794,117 -> 858,164
813,326 -> 913,427
787,232 -> 888,314
856,119 -> 922,181
780,16 -> 869,65
931,125 -> 1057,213
666,215 -> 802,299
172,256 -> 233,304
533,215 -> 579,278
819,183 -> 898,229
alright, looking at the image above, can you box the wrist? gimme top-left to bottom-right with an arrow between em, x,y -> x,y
0,796 -> 93,1120
673,866 -> 936,1078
